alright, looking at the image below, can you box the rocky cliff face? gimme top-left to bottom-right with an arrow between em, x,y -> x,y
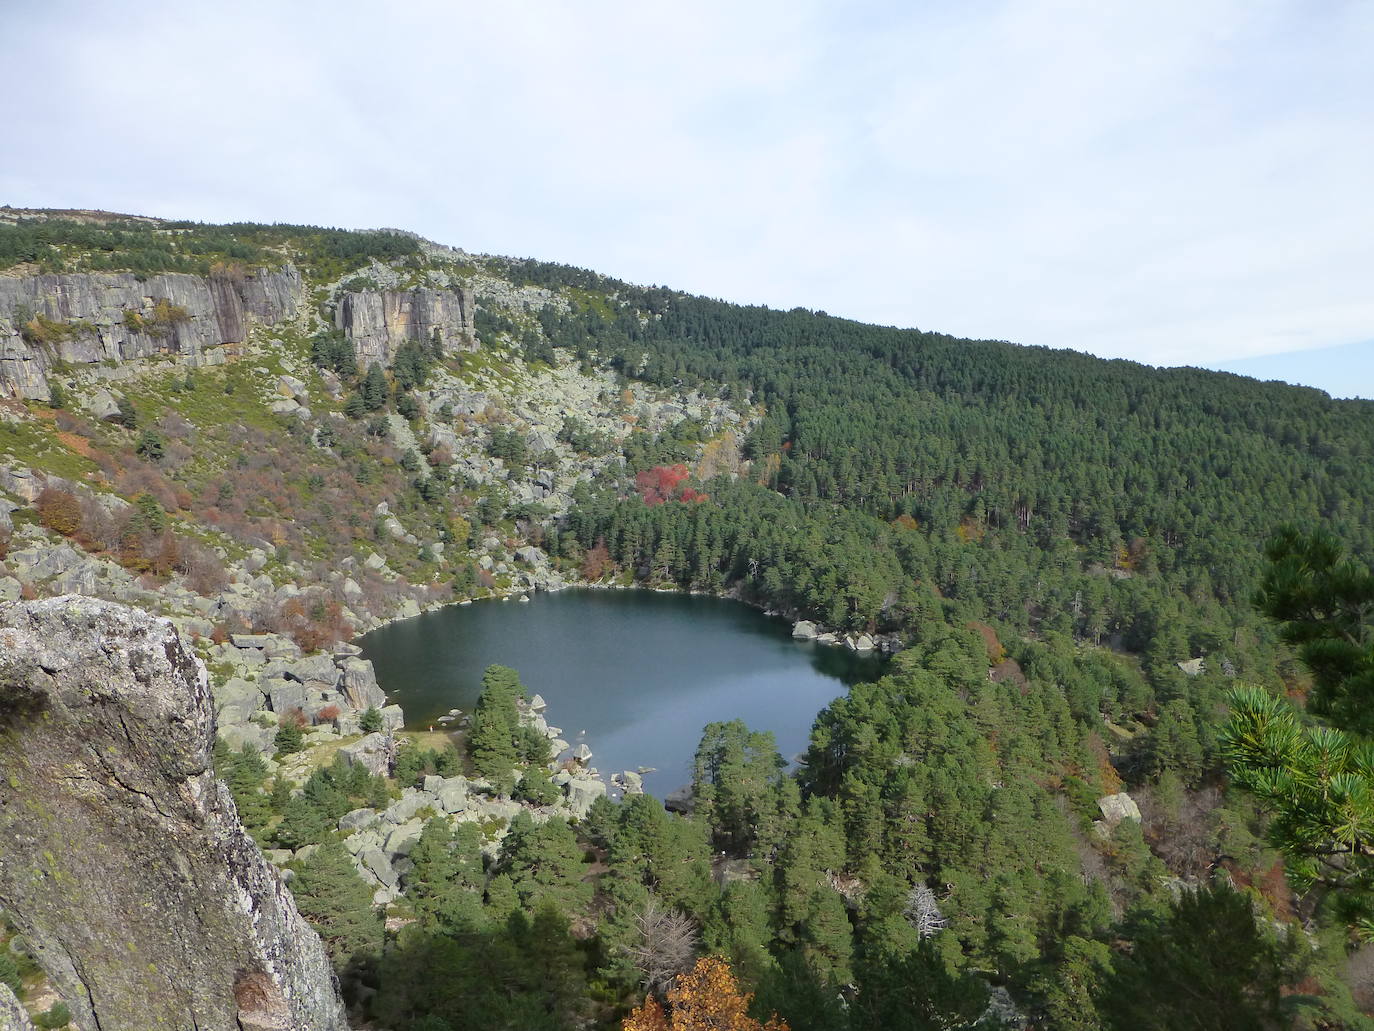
0,265 -> 302,400
335,285 -> 476,369
0,984 -> 34,1031
0,597 -> 348,1031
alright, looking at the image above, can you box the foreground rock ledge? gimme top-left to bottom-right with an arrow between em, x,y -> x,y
0,597 -> 348,1031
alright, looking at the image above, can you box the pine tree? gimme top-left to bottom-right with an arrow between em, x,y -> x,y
290,841 -> 383,967
361,362 -> 389,411
468,664 -> 523,788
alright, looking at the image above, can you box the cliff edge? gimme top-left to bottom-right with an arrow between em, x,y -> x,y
0,597 -> 348,1031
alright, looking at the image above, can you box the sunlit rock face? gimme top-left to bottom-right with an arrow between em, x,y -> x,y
0,596 -> 349,1031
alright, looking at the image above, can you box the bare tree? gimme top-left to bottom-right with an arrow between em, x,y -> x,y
623,896 -> 699,995
903,883 -> 948,939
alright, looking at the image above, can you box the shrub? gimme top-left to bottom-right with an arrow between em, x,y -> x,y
35,1002 -> 72,1029
317,704 -> 342,724
36,486 -> 82,537
359,706 -> 383,733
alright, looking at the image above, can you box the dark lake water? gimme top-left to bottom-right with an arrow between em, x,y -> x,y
358,589 -> 885,795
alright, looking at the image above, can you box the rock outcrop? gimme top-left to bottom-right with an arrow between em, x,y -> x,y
0,983 -> 34,1031
0,265 -> 301,400
0,597 -> 348,1031
335,286 -> 476,368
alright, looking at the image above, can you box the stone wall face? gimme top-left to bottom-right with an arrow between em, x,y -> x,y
335,286 -> 477,370
0,265 -> 301,400
0,597 -> 349,1031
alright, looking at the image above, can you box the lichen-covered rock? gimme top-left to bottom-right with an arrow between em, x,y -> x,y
0,982 -> 34,1031
0,596 -> 349,1031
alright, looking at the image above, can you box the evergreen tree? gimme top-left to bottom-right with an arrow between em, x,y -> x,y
361,362 -> 389,411
290,841 -> 383,967
468,664 -> 523,788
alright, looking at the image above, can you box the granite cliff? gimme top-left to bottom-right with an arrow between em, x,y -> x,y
0,597 -> 349,1031
0,266 -> 303,402
334,284 -> 477,367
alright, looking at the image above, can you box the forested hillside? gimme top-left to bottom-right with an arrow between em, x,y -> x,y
2,213 -> 1372,1029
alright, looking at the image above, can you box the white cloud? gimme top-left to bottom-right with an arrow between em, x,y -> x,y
4,0 -> 1371,370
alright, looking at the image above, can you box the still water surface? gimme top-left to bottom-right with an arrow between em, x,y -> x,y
358,590 -> 884,794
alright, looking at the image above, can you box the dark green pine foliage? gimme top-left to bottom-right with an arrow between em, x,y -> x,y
692,719 -> 792,857
467,664 -> 525,789
361,362 -> 389,411
290,841 -> 384,968
1101,884 -> 1309,1031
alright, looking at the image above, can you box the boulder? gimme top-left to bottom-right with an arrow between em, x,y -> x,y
528,692 -> 547,713
380,703 -> 406,731
384,820 -> 424,856
340,656 -> 386,710
340,732 -> 392,776
267,679 -> 308,717
1097,792 -> 1142,826
564,776 -> 607,819
438,780 -> 469,813
214,676 -> 265,725
339,808 -> 379,834
290,653 -> 341,687
385,792 -> 435,824
791,620 -> 819,640
88,387 -> 124,422
218,722 -> 276,757
361,848 -> 398,888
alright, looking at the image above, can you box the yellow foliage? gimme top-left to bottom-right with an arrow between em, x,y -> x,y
622,956 -> 788,1031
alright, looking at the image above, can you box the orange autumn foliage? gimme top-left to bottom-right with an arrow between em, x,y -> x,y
622,956 -> 787,1031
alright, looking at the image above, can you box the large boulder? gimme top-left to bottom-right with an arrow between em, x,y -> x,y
340,732 -> 392,776
340,657 -> 385,711
564,776 -> 607,819
1097,792 -> 1143,826
0,597 -> 347,1031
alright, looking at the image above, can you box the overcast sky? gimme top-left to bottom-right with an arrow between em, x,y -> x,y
5,1 -> 1372,396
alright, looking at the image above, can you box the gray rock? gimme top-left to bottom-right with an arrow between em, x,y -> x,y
1097,792 -> 1142,826
291,653 -> 341,687
380,703 -> 406,731
340,732 -> 392,776
335,285 -> 477,369
267,678 -> 308,717
214,676 -> 265,726
339,808 -> 380,834
340,656 -> 385,711
0,982 -> 35,1031
0,597 -> 347,1030
386,792 -> 437,824
791,620 -> 819,640
89,387 -> 124,421
564,777 -> 607,819
384,820 -> 424,856
438,780 -> 469,813
0,266 -> 301,400
361,848 -> 399,888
